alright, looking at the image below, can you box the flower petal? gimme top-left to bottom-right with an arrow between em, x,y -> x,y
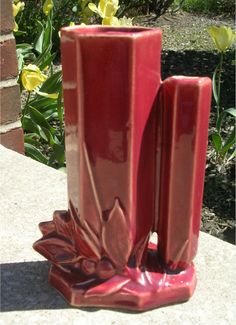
21,64 -> 48,91
43,0 -> 53,16
208,25 -> 236,52
88,3 -> 98,12
102,16 -> 119,26
36,90 -> 59,99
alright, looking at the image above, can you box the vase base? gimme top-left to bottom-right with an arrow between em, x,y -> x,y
49,261 -> 196,311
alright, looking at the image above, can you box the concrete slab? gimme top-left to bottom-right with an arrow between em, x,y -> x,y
0,145 -> 235,324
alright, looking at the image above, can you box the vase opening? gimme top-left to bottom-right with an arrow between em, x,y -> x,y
61,25 -> 160,37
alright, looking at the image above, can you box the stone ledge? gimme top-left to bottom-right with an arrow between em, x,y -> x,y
0,145 -> 235,324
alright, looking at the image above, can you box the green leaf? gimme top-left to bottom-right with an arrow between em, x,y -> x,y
38,129 -> 49,142
29,97 -> 57,109
16,43 -> 33,50
216,107 -> 236,131
16,44 -> 35,72
22,116 -> 40,134
24,143 -> 48,164
33,20 -> 44,54
49,143 -> 65,166
222,127 -> 236,155
34,46 -> 52,67
212,133 -> 222,152
41,126 -> 58,146
29,106 -> 56,135
227,148 -> 236,162
44,110 -> 58,121
39,70 -> 62,93
35,90 -> 59,99
24,133 -> 40,146
216,111 -> 225,131
43,16 -> 52,53
224,107 -> 236,118
39,52 -> 56,71
14,30 -> 26,36
17,53 -> 24,71
212,66 -> 219,105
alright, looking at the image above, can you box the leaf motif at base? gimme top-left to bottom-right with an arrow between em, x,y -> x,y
53,210 -> 73,240
81,142 -> 103,235
102,199 -> 132,269
39,221 -> 56,235
33,234 -> 78,265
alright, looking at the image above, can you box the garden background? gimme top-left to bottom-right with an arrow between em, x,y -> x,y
12,0 -> 235,244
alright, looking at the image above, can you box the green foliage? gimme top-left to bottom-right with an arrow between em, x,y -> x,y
22,71 -> 65,168
15,1 -> 235,172
210,109 -> 236,165
15,2 -> 65,169
207,26 -> 236,166
182,0 -> 235,14
14,0 -> 135,169
15,0 -> 93,55
118,0 -> 175,16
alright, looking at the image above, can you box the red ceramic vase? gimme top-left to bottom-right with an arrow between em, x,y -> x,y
33,26 -> 212,311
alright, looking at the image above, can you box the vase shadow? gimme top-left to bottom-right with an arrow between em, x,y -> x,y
0,260 -> 142,313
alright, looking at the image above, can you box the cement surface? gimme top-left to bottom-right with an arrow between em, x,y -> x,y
0,145 -> 235,324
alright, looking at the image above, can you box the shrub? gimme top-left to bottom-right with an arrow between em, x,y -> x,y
119,0 -> 175,16
182,0 -> 235,14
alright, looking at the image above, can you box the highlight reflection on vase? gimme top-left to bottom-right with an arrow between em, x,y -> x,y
33,26 -> 211,311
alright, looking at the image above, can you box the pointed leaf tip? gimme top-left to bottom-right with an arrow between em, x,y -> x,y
102,199 -> 132,268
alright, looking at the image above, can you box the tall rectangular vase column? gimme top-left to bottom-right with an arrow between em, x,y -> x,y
33,26 -> 211,311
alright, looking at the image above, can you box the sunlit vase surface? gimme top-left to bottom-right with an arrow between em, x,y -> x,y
33,26 -> 211,311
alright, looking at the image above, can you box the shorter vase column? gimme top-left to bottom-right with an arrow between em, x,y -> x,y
156,76 -> 212,270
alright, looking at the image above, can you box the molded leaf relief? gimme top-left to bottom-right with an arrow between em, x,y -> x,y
33,143 -> 133,280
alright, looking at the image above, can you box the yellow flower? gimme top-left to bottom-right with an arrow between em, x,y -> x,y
13,20 -> 18,32
13,2 -> 24,32
21,64 -> 48,91
102,16 -> 119,26
88,1 -> 132,27
102,16 -> 133,26
13,1 -> 25,17
117,16 -> 133,27
208,26 -> 236,52
88,0 -> 119,19
43,0 -> 54,16
69,22 -> 75,26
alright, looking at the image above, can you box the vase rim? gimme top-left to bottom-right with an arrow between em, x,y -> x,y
61,25 -> 162,39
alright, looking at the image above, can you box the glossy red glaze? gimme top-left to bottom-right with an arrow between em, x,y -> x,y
33,26 -> 211,311
156,77 -> 212,270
